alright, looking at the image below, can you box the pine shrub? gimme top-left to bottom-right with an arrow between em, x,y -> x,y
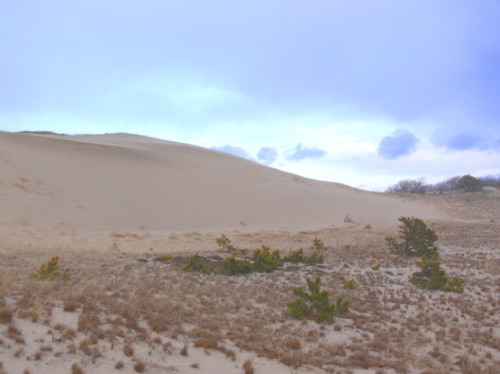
252,246 -> 280,272
287,277 -> 349,323
411,252 -> 464,293
385,217 -> 438,257
30,257 -> 71,281
219,255 -> 253,275
181,254 -> 212,273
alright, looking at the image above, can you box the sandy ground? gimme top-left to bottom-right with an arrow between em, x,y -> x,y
0,132 -> 498,374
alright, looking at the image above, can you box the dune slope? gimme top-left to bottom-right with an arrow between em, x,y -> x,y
0,132 -> 442,249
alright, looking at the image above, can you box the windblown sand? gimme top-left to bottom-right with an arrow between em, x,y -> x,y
0,132 -> 498,374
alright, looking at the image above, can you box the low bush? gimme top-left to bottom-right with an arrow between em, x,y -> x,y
216,234 -> 237,252
181,254 -> 212,273
287,277 -> 349,323
411,252 -> 464,293
284,249 -> 324,264
30,257 -> 71,281
219,255 -> 253,275
252,246 -> 280,272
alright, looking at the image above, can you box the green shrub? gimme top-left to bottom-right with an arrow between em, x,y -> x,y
312,238 -> 327,250
385,217 -> 438,257
30,257 -> 71,281
284,249 -> 324,264
284,249 -> 306,262
216,234 -> 237,252
219,255 -> 253,275
371,264 -> 381,270
411,252 -> 464,293
252,246 -> 280,272
181,254 -> 212,273
287,277 -> 349,323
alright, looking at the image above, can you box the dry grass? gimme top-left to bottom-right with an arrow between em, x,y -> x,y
0,195 -> 498,373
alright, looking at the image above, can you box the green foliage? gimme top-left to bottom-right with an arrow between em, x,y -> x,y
287,277 -> 349,323
343,279 -> 357,289
181,254 -> 212,273
30,256 -> 71,281
216,234 -> 237,252
411,252 -> 464,293
371,264 -> 381,270
385,217 -> 438,257
219,255 -> 253,275
284,249 -> 324,264
312,238 -> 327,250
252,246 -> 280,272
456,174 -> 482,192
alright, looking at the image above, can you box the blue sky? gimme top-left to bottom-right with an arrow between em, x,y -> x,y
1,0 -> 499,190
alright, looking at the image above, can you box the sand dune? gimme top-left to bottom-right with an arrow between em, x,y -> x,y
0,131 -> 442,250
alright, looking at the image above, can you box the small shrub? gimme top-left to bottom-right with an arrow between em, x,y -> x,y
219,255 -> 253,275
385,217 -> 438,257
252,246 -> 280,272
30,257 -> 71,280
312,238 -> 327,250
181,254 -> 212,273
287,277 -> 349,323
343,279 -> 357,289
284,249 -> 324,264
216,234 -> 237,252
115,360 -> 125,369
411,252 -> 464,293
371,264 -> 381,270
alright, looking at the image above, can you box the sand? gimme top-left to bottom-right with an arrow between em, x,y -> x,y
0,131 -> 443,252
0,131 -> 498,374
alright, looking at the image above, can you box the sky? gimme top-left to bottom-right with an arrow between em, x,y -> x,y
1,0 -> 499,191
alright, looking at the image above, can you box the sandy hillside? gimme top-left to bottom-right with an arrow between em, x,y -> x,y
0,131 -> 443,252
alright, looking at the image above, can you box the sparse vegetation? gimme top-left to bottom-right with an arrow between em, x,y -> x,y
287,277 -> 349,323
216,234 -> 237,252
252,246 -> 280,272
385,217 -> 438,257
29,256 -> 71,280
411,252 -> 464,293
181,254 -> 212,273
283,249 -> 324,264
219,255 -> 253,275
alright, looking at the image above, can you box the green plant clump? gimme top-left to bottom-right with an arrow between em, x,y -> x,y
411,252 -> 464,293
385,217 -> 438,257
216,234 -> 237,252
284,249 -> 324,264
219,255 -> 253,275
181,254 -> 212,274
312,238 -> 327,251
287,277 -> 349,323
252,246 -> 280,272
30,256 -> 71,281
